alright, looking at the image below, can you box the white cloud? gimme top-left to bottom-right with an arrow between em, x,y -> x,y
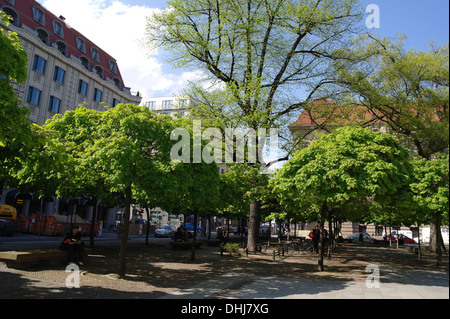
37,0 -> 196,99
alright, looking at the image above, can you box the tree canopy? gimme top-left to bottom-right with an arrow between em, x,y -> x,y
271,126 -> 413,270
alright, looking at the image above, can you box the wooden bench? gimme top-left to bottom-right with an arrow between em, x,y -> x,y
0,248 -> 91,268
0,249 -> 67,268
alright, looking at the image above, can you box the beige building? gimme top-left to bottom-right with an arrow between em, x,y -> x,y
1,0 -> 141,232
1,0 -> 141,126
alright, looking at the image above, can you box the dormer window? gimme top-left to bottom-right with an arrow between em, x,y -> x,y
36,28 -> 49,45
109,60 -> 117,74
94,66 -> 103,79
33,7 -> 45,26
91,48 -> 100,62
2,7 -> 19,26
76,37 -> 86,53
113,78 -> 121,89
56,41 -> 68,57
52,20 -> 64,38
80,56 -> 89,70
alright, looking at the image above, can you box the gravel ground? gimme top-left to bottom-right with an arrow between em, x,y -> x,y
0,240 -> 448,299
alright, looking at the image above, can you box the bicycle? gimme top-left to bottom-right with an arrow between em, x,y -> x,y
286,239 -> 314,255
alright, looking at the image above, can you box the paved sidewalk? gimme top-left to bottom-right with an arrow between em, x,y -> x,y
1,233 -> 448,300
160,268 -> 449,299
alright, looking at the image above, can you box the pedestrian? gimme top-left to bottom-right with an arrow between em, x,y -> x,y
61,225 -> 85,265
312,225 -> 320,254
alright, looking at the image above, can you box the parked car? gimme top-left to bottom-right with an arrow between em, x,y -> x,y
155,225 -> 176,238
385,234 -> 417,244
347,232 -> 376,242
185,223 -> 202,232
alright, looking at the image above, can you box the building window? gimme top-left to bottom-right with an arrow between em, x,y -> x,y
76,37 -> 86,53
5,0 -> 15,5
94,66 -> 103,79
32,7 -> 45,26
91,48 -> 100,62
113,78 -> 121,90
27,87 -> 41,106
32,55 -> 47,75
162,100 -> 173,110
36,28 -> 49,45
109,60 -> 117,74
48,96 -> 61,113
53,66 -> 65,84
113,99 -> 120,108
52,20 -> 64,38
56,41 -> 68,57
2,7 -> 19,26
93,88 -> 102,103
80,56 -> 89,70
179,99 -> 188,108
78,80 -> 88,96
145,101 -> 156,109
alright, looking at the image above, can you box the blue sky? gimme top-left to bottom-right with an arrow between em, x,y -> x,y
361,0 -> 449,51
37,0 -> 449,98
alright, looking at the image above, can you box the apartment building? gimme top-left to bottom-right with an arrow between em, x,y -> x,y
1,0 -> 141,232
141,96 -> 193,119
1,0 -> 141,126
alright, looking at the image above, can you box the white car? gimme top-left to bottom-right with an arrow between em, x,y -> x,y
155,225 -> 176,238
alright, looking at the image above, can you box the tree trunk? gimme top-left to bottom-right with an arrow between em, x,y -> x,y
318,203 -> 327,272
208,216 -> 212,240
417,225 -> 422,260
0,180 -> 4,200
191,209 -> 198,262
247,201 -> 261,252
145,206 -> 151,247
327,210 -> 333,260
431,212 -> 443,266
118,185 -> 132,277
88,197 -> 98,250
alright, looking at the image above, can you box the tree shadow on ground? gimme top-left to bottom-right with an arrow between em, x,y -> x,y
1,241 -> 448,299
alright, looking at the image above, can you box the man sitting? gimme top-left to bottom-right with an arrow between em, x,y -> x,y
61,225 -> 85,265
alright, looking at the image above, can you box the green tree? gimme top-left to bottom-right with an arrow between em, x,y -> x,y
331,36 -> 449,159
145,0 -> 367,252
330,35 -> 449,256
271,126 -> 412,271
1,12 -> 32,194
44,107 -> 112,249
410,154 -> 449,265
85,104 -> 176,277
168,117 -> 221,261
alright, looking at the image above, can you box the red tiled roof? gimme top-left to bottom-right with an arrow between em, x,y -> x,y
290,99 -> 385,127
290,99 -> 443,128
1,0 -> 125,87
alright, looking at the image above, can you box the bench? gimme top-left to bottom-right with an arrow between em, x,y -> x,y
0,249 -> 67,268
170,241 -> 204,250
0,248 -> 91,268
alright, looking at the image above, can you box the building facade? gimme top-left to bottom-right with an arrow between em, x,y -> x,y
1,0 -> 141,232
141,96 -> 193,119
1,0 -> 141,126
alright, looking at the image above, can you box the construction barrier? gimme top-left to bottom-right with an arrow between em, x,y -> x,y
15,214 -> 98,237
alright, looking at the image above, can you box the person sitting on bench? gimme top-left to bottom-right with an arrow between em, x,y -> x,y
61,225 -> 85,265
